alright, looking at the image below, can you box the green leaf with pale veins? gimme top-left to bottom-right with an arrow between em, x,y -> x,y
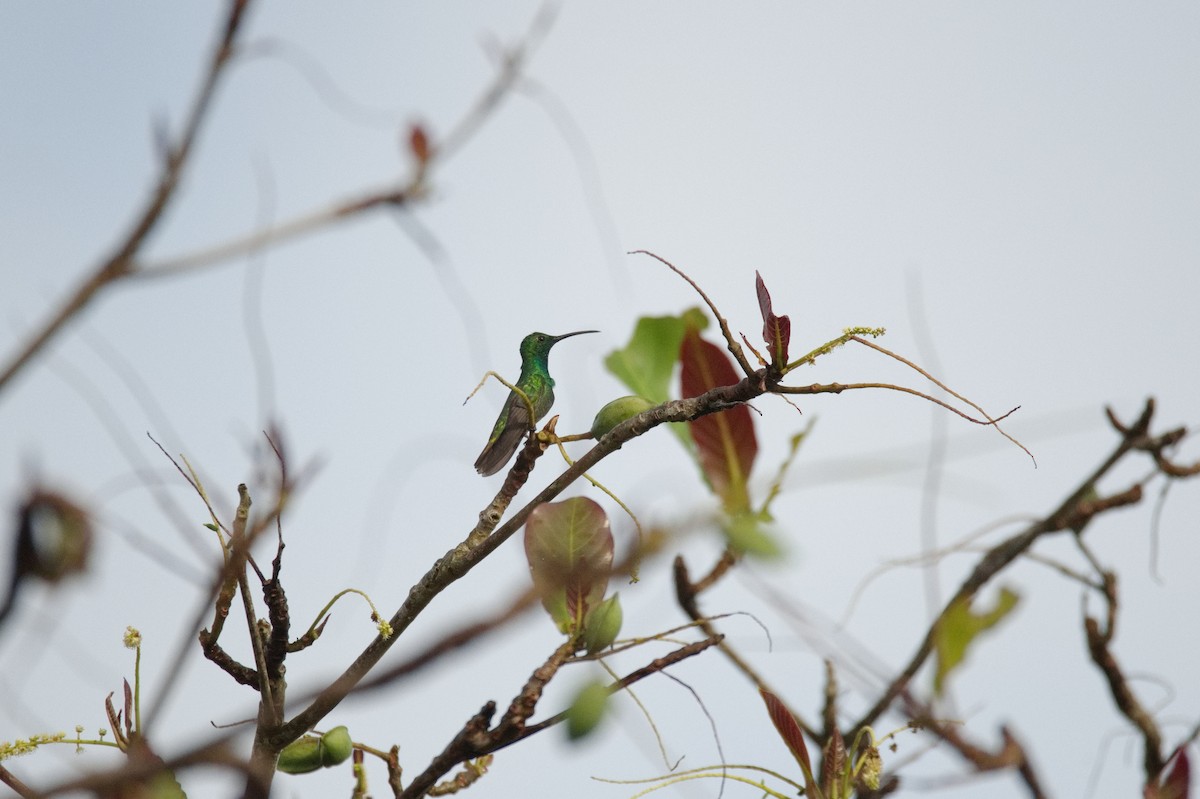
933,587 -> 1020,695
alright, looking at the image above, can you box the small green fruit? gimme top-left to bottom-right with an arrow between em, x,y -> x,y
582,594 -> 623,655
277,726 -> 353,774
278,736 -> 323,774
566,680 -> 610,741
319,726 -> 353,767
591,396 -> 654,439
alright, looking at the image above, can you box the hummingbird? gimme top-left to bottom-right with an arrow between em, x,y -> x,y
474,330 -> 597,476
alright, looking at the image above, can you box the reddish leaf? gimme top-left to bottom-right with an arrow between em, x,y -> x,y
408,123 -> 431,165
760,690 -> 817,795
822,727 -> 846,797
104,692 -> 124,749
123,678 -> 134,738
1146,747 -> 1191,799
755,271 -> 791,368
524,498 -> 613,634
680,328 -> 757,511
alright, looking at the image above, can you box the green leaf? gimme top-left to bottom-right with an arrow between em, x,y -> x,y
680,327 -> 758,512
759,425 -> 813,520
145,769 -> 188,799
681,306 -> 709,333
524,498 -> 613,634
603,314 -> 689,404
933,587 -> 1020,695
723,511 -> 782,559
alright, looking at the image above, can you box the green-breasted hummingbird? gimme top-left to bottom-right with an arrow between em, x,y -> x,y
474,330 -> 597,476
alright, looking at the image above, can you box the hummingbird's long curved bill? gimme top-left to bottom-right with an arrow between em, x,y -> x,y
552,330 -> 599,341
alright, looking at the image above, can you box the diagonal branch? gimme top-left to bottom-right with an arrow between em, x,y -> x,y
0,0 -> 552,392
630,249 -> 757,376
0,0 -> 253,393
276,372 -> 765,742
851,399 -> 1171,734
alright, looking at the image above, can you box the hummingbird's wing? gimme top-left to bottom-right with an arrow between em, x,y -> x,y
473,391 -> 532,476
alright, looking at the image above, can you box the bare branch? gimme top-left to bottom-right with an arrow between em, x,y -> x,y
629,249 -> 757,376
1084,572 -> 1165,779
0,0 -> 254,393
851,399 -> 1184,734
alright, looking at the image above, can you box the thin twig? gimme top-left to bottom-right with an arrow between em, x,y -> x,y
137,186 -> 411,278
138,5 -> 557,281
629,249 -> 756,376
1083,573 -> 1165,779
850,335 -> 1033,463
777,381 -> 1020,437
0,0 -> 253,392
674,555 -> 819,740
517,635 -> 725,741
851,400 -> 1165,734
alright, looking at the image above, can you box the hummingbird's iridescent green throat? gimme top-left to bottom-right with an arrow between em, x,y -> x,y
474,330 -> 597,476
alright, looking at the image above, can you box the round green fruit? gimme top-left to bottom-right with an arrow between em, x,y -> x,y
591,396 -> 654,439
566,681 -> 610,740
583,594 -> 623,655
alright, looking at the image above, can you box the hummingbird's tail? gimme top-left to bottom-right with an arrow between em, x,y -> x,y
474,424 -> 526,476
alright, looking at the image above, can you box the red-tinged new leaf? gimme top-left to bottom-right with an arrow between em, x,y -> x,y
123,679 -> 134,737
104,692 -> 122,746
755,271 -> 791,368
525,498 -> 613,634
822,727 -> 846,797
760,690 -> 817,795
680,328 -> 757,512
409,123 -> 431,165
1146,747 -> 1190,799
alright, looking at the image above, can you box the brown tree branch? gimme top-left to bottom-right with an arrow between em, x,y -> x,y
0,0 -> 551,393
276,372 -> 767,743
0,0 -> 253,393
505,635 -> 725,744
851,399 -> 1181,734
399,640 -> 576,799
0,765 -> 37,799
673,554 -> 821,740
1084,572 -> 1165,779
925,720 -> 1047,799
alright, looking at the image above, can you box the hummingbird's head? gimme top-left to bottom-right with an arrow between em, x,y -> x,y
520,329 -> 598,362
